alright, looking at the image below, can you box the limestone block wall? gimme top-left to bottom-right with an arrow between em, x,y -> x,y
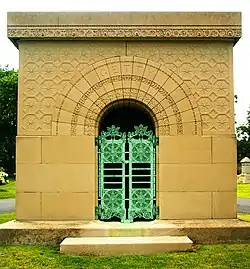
16,136 -> 96,220
16,40 -> 236,220
126,42 -> 236,219
16,41 -> 126,220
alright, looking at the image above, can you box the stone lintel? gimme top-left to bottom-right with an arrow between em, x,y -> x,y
7,12 -> 242,47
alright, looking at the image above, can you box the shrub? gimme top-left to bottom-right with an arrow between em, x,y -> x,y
0,167 -> 9,185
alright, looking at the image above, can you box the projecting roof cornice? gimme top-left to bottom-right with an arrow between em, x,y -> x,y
7,12 -> 242,47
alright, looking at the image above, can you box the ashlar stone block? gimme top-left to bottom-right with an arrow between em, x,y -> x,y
16,163 -> 95,193
16,136 -> 41,164
159,163 -> 237,192
41,192 -> 95,220
42,136 -> 95,164
159,136 -> 211,164
16,192 -> 41,220
159,191 -> 212,219
212,136 -> 237,163
212,192 -> 237,218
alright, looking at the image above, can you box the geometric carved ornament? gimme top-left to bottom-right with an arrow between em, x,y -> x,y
53,56 -> 202,136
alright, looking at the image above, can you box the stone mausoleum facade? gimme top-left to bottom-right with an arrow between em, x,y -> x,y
8,12 -> 241,222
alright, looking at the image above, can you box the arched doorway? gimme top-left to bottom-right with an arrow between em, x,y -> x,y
96,100 -> 157,223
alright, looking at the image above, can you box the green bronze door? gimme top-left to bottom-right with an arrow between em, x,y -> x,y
97,125 -> 126,222
97,125 -> 157,223
127,125 -> 156,222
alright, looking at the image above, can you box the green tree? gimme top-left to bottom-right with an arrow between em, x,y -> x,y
237,106 -> 250,162
0,67 -> 18,175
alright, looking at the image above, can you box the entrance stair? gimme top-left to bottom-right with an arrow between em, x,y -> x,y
60,235 -> 193,256
60,236 -> 193,256
59,221 -> 193,256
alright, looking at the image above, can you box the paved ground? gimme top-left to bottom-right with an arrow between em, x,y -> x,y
0,198 -> 250,214
0,199 -> 15,214
237,198 -> 250,214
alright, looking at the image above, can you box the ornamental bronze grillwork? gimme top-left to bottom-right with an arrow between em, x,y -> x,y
96,125 -> 157,223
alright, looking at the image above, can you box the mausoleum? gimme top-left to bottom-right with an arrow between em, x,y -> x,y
8,12 -> 241,223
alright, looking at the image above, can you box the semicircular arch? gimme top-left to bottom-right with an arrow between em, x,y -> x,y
53,56 -> 201,136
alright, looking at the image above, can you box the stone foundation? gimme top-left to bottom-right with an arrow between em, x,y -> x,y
0,219 -> 250,245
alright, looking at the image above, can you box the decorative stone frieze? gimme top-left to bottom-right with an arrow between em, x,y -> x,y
8,12 -> 241,46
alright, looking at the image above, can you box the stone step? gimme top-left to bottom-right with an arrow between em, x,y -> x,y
60,236 -> 193,256
76,221 -> 184,237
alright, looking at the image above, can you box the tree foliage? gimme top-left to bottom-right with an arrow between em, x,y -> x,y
0,67 -> 17,175
237,106 -> 250,162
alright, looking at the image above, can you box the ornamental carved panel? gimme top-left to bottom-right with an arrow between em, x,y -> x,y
18,41 -> 126,135
53,56 -> 201,136
19,41 -> 233,136
127,42 -> 233,135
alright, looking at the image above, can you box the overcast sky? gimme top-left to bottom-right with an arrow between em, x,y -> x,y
0,0 -> 249,125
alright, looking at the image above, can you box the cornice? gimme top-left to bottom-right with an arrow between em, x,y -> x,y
8,24 -> 241,44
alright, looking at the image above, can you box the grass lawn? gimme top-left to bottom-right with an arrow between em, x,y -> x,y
0,213 -> 250,268
238,213 -> 250,222
237,184 -> 250,199
0,178 -> 16,199
0,244 -> 249,269
0,212 -> 16,224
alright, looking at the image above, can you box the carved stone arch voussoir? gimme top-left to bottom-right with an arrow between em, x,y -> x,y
53,56 -> 202,136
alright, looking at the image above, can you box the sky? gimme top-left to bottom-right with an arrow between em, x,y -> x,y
0,0 -> 249,125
